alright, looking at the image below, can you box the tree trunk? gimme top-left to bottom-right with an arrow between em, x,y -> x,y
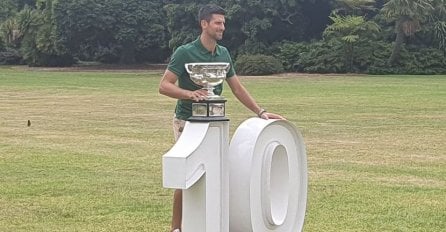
388,19 -> 405,65
348,44 -> 354,72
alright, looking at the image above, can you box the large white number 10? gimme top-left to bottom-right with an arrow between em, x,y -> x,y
163,118 -> 307,232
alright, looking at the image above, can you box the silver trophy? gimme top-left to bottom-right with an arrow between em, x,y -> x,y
185,62 -> 230,121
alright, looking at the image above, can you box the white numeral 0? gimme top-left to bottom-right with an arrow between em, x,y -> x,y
229,118 -> 308,232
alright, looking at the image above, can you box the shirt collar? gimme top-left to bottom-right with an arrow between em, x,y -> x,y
194,36 -> 221,56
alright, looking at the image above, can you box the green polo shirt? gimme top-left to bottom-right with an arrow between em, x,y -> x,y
167,37 -> 236,120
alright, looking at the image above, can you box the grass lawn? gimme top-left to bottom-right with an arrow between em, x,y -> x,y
0,66 -> 445,231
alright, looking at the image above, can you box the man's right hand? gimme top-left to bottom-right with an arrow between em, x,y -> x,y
188,89 -> 208,102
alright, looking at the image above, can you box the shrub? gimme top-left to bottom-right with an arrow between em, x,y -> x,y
0,35 -> 5,51
94,45 -> 120,64
278,42 -> 309,72
235,54 -> 284,76
279,40 -> 446,74
0,47 -> 23,65
368,46 -> 446,74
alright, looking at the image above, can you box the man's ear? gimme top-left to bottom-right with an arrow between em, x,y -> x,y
200,19 -> 208,28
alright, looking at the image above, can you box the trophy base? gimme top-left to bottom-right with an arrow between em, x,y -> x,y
188,99 -> 229,122
206,94 -> 225,100
188,116 -> 229,122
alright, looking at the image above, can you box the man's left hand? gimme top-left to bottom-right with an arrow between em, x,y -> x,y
260,112 -> 286,120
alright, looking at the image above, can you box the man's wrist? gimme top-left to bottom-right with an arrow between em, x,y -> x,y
257,108 -> 267,117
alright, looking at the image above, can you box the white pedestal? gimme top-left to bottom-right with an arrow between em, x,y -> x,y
163,121 -> 229,232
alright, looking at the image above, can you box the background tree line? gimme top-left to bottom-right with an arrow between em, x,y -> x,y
1,0 -> 445,74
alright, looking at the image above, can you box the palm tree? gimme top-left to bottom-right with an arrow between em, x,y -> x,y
334,0 -> 377,16
430,0 -> 446,54
381,0 -> 434,65
0,5 -> 33,47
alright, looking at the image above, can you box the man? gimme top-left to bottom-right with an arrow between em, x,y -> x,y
158,4 -> 284,232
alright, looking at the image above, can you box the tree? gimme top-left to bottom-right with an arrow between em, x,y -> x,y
20,0 -> 74,66
223,0 -> 309,55
164,0 -> 328,57
55,0 -> 168,64
163,2 -> 202,51
323,13 -> 381,71
108,0 -> 168,63
430,0 -> 446,54
17,0 -> 37,9
0,0 -> 18,22
333,0 -> 376,16
381,0 -> 434,64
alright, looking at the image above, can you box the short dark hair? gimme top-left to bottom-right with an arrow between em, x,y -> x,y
198,4 -> 225,23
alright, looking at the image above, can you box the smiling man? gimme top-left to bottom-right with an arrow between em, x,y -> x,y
159,4 -> 284,232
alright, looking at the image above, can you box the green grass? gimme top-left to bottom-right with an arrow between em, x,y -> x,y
1,66 -> 445,231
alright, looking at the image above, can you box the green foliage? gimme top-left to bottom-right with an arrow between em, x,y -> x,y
277,1 -> 446,75
0,6 -> 34,49
428,0 -> 446,53
0,0 -> 444,71
164,2 -> 201,51
0,0 -> 18,22
334,0 -> 377,14
324,13 -> 381,41
54,0 -> 168,64
235,54 -> 284,75
433,21 -> 446,52
278,14 -> 383,73
322,13 -> 381,72
0,47 -> 23,64
224,0 -> 309,55
281,40 -> 361,73
164,0 -> 314,56
278,41 -> 310,72
0,34 -> 4,51
279,39 -> 446,74
381,0 -> 433,22
368,46 -> 446,74
380,0 -> 436,64
19,0 -> 74,66
295,40 -> 349,73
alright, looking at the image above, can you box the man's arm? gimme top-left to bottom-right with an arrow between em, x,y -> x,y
159,69 -> 208,102
226,75 -> 284,120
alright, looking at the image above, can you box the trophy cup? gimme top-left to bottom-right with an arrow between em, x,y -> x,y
185,62 -> 230,122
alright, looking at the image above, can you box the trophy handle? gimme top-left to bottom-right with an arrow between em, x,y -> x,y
185,63 -> 230,73
185,64 -> 193,74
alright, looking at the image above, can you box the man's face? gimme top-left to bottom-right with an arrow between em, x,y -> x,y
202,14 -> 225,41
